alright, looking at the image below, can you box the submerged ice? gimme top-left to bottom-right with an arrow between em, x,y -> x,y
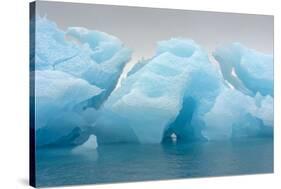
34,17 -> 273,147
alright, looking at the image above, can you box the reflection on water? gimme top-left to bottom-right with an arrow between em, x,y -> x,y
36,138 -> 273,187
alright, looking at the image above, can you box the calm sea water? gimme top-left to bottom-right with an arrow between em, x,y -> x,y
36,138 -> 273,187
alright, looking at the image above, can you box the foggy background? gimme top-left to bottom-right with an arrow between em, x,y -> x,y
36,1 -> 274,79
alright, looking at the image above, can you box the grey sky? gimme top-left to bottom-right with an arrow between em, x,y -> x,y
35,0 -> 273,81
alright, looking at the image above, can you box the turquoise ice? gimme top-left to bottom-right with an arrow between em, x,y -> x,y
213,43 -> 273,96
203,88 -> 273,140
33,17 -> 273,147
35,16 -> 132,108
94,39 -> 273,144
34,17 -> 132,146
94,39 -> 216,143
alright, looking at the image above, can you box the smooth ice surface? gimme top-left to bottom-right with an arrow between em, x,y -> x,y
34,17 -> 132,146
213,43 -> 273,96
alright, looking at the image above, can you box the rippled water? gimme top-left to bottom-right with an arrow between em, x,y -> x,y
36,138 -> 273,187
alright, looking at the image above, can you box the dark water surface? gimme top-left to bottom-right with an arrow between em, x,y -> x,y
36,138 -> 273,187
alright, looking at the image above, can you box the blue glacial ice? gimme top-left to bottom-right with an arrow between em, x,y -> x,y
213,43 -> 273,96
35,70 -> 102,129
94,39 -> 228,143
34,17 -> 132,146
33,17 -> 273,147
35,16 -> 132,108
93,39 -> 273,144
203,88 -> 273,140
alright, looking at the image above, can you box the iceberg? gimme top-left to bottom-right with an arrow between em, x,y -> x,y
73,134 -> 98,152
36,112 -> 89,146
33,17 -> 273,147
34,70 -> 103,146
93,39 -> 273,144
202,88 -> 273,140
213,43 -> 273,96
35,16 -> 132,108
34,70 -> 103,129
94,39 -> 224,144
254,94 -> 273,127
127,58 -> 149,77
34,17 -> 132,146
72,135 -> 99,161
62,27 -> 132,104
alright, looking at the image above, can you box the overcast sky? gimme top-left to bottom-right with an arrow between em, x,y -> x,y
36,0 -> 273,79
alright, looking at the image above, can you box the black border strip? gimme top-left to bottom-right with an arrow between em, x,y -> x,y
29,1 -> 36,187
